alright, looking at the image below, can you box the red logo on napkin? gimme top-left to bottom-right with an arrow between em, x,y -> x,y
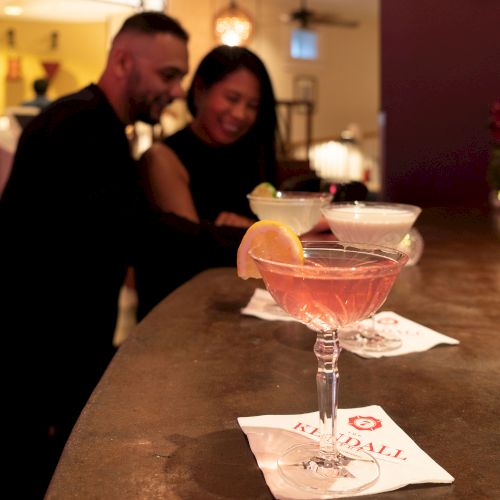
376,316 -> 399,325
348,415 -> 382,431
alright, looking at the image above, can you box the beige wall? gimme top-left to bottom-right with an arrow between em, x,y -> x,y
169,0 -> 380,145
0,1 -> 379,145
0,18 -> 108,111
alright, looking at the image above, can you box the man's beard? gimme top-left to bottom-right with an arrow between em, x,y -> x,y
131,96 -> 173,125
130,100 -> 157,125
126,70 -> 170,124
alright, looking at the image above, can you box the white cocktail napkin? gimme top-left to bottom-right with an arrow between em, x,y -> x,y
238,405 -> 454,499
241,289 -> 459,358
340,311 -> 459,358
241,288 -> 298,322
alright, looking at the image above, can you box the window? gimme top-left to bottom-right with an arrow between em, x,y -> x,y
290,28 -> 318,60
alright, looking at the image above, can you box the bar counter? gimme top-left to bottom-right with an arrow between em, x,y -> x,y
46,207 -> 500,499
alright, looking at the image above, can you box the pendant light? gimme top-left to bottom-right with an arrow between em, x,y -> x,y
214,1 -> 254,46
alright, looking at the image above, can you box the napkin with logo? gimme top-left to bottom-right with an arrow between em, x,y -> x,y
241,289 -> 459,358
238,405 -> 454,499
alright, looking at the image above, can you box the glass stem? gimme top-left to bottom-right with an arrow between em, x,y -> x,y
314,328 -> 341,459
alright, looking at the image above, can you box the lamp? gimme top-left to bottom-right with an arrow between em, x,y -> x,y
6,28 -> 15,48
309,137 -> 364,184
50,31 -> 59,50
214,1 -> 253,47
308,136 -> 371,201
140,0 -> 166,10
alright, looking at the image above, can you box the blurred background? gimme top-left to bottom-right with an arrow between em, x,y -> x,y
0,0 -> 499,208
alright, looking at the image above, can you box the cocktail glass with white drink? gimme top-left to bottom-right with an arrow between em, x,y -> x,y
321,201 -> 421,352
247,191 -> 332,236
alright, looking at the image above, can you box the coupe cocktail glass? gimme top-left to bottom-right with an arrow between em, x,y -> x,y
247,191 -> 332,235
250,241 -> 408,496
321,202 -> 421,352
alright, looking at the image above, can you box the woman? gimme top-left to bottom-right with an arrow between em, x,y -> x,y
139,45 -> 278,228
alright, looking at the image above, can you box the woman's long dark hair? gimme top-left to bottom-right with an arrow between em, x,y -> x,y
187,45 -> 278,184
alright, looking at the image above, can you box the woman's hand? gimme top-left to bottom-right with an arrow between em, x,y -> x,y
214,211 -> 254,228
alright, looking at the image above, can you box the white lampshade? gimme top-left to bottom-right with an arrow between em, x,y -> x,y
309,140 -> 364,183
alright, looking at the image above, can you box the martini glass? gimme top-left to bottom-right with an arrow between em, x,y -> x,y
321,201 -> 421,352
250,241 -> 408,496
247,191 -> 332,235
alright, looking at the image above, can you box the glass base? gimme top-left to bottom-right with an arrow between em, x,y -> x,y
278,443 -> 380,495
339,326 -> 402,353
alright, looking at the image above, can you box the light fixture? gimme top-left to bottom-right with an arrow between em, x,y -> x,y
6,28 -> 15,48
142,0 -> 165,10
4,5 -> 23,16
308,137 -> 365,183
50,31 -> 59,50
214,1 -> 253,47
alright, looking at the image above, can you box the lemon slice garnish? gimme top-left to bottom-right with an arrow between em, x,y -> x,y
237,220 -> 304,279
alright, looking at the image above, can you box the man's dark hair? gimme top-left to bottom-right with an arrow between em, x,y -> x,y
116,11 -> 188,41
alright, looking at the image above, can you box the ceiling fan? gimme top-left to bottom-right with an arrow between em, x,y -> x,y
281,0 -> 359,29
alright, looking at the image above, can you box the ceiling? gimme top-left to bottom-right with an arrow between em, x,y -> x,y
0,0 -> 139,22
0,1 -> 377,23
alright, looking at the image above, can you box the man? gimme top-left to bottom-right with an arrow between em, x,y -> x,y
21,78 -> 52,109
1,12 -> 243,497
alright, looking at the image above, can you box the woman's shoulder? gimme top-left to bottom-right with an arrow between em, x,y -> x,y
162,126 -> 212,172
163,125 -> 197,148
139,141 -> 190,184
141,141 -> 179,165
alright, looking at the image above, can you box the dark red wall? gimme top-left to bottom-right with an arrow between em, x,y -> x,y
381,0 -> 500,207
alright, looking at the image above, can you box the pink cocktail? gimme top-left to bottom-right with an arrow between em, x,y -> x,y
250,241 -> 408,495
